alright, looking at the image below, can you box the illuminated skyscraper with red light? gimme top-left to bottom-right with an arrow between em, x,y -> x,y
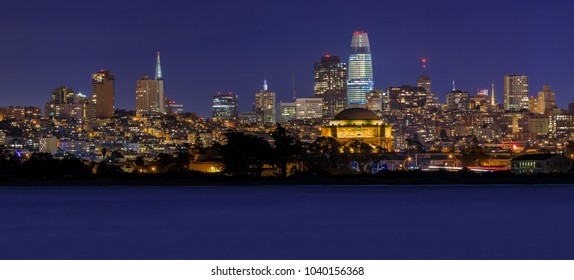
347,31 -> 373,106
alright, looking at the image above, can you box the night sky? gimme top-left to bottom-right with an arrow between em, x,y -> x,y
1,0 -> 574,117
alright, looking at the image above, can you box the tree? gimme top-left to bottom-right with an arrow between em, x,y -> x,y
214,130 -> 273,177
270,124 -> 301,178
156,153 -> 175,172
313,136 -> 342,169
175,151 -> 191,172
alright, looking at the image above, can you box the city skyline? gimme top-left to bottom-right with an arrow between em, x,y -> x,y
2,1 -> 574,117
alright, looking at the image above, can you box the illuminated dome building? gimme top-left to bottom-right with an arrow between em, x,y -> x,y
321,108 -> 392,151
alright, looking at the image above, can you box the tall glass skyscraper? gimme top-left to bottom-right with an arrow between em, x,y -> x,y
347,31 -> 373,106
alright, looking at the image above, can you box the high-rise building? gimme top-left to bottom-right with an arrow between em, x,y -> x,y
417,58 -> 431,94
135,53 -> 168,116
416,58 -> 440,108
279,101 -> 296,123
386,85 -> 427,110
50,86 -> 76,104
135,74 -> 157,116
446,90 -> 470,111
347,31 -> 373,106
155,52 -> 165,114
537,85 -> 557,115
212,92 -> 238,120
91,70 -> 115,118
504,74 -> 529,112
254,80 -> 276,125
45,86 -> 90,119
314,54 -> 347,118
295,98 -> 323,120
367,89 -> 383,115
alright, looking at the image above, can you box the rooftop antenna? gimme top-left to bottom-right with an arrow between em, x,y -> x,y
421,58 -> 427,75
452,81 -> 456,91
263,79 -> 268,91
291,73 -> 297,100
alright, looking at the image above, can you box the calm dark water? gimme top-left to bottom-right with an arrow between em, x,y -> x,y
1,185 -> 574,260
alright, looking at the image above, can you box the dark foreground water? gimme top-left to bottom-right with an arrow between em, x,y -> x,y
1,184 -> 574,260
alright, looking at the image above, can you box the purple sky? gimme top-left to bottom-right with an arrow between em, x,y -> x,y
1,0 -> 574,117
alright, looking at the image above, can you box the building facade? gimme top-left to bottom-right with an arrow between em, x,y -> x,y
295,98 -> 323,120
504,74 -> 529,111
45,86 -> 90,119
387,85 -> 427,110
321,108 -> 392,152
91,70 -> 115,118
135,75 -> 157,116
511,154 -> 572,174
212,92 -> 238,121
279,102 -> 296,123
446,90 -> 470,111
347,31 -> 374,106
254,81 -> 276,125
314,54 -> 347,119
537,85 -> 556,115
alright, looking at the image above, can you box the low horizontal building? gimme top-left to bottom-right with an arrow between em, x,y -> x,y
321,108 -> 392,152
511,154 -> 572,174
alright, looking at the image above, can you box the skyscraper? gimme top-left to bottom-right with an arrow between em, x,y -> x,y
135,74 -> 157,116
155,52 -> 166,114
212,92 -> 239,120
417,58 -> 431,94
347,31 -> 373,106
537,85 -> 556,115
504,74 -> 529,111
314,54 -> 347,118
446,90 -> 470,111
254,80 -> 276,125
416,58 -> 438,108
91,70 -> 115,118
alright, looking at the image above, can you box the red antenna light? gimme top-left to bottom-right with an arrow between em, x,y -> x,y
325,54 -> 331,58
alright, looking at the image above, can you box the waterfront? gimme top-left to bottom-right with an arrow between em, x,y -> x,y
1,185 -> 574,260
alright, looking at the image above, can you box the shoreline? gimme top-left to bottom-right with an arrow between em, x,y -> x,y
2,171 -> 574,187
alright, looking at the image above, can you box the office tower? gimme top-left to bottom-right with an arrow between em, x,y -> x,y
367,90 -> 383,115
91,70 -> 115,118
417,58 -> 431,94
347,31 -> 373,106
50,86 -> 75,104
446,90 -> 470,111
279,101 -> 296,123
314,54 -> 347,118
386,85 -> 427,110
537,85 -> 556,115
45,86 -> 89,119
155,52 -> 165,114
295,98 -> 323,120
212,92 -> 239,120
254,80 -> 276,125
569,101 -> 574,115
135,74 -> 157,116
504,74 -> 529,111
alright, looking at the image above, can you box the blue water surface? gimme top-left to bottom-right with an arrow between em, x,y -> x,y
1,185 -> 574,260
